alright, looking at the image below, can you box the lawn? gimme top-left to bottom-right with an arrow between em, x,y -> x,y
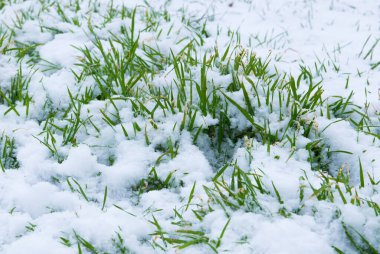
0,0 -> 379,253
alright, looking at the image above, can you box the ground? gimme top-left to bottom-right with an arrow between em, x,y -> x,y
0,0 -> 380,253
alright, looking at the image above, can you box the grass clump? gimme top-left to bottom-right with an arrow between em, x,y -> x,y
0,65 -> 32,116
150,215 -> 230,253
132,167 -> 175,194
59,230 -> 136,254
333,223 -> 379,254
0,133 -> 19,172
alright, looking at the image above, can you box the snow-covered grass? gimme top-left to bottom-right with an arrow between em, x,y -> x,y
0,0 -> 380,253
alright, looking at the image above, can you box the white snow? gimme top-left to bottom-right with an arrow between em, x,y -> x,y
0,0 -> 379,253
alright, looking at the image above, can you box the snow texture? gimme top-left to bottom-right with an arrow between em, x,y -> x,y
0,0 -> 380,253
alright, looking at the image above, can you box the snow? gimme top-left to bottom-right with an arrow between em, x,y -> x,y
58,144 -> 99,178
0,0 -> 380,253
103,140 -> 158,188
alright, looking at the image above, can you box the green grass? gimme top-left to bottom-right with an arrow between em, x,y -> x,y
1,1 -> 379,253
0,65 -> 33,116
334,223 -> 379,254
0,133 -> 19,172
132,167 -> 176,195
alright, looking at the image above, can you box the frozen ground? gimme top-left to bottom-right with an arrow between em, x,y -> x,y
0,0 -> 380,253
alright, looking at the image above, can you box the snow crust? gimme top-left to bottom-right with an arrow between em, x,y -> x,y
0,0 -> 379,253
